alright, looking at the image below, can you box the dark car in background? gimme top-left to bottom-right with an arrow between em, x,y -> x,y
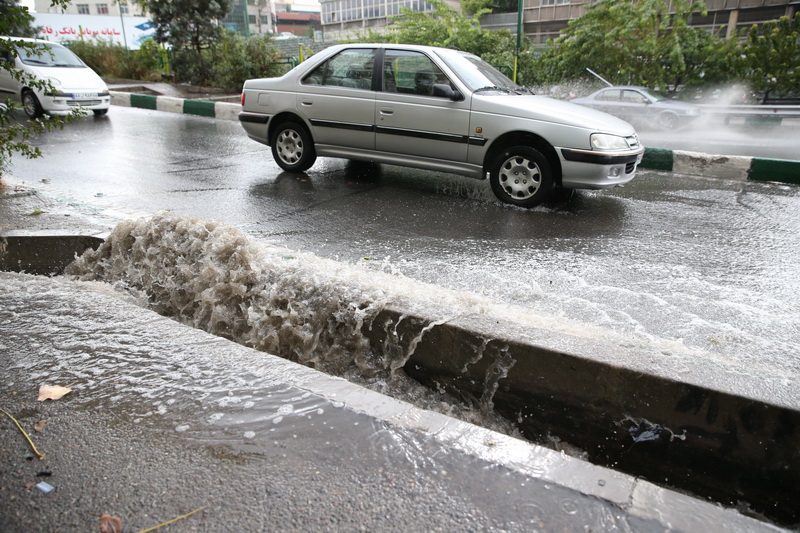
571,86 -> 700,130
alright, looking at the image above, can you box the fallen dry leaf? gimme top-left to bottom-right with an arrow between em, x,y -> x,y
34,420 -> 47,432
99,514 -> 122,533
37,385 -> 72,402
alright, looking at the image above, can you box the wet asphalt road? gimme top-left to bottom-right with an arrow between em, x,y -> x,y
9,106 -> 800,400
1,269 -> 671,533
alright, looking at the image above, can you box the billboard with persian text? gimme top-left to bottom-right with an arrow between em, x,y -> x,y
31,13 -> 156,50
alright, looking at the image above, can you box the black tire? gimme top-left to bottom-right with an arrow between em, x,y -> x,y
658,112 -> 679,130
271,121 -> 316,172
489,146 -> 554,207
93,109 -> 109,116
22,90 -> 44,119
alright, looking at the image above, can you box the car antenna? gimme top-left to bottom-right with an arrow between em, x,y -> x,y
585,68 -> 613,87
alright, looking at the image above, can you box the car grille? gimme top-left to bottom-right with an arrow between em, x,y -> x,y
67,100 -> 103,107
625,161 -> 636,173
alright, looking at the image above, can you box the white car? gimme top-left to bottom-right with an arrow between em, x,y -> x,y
0,37 -> 110,118
240,43 -> 644,207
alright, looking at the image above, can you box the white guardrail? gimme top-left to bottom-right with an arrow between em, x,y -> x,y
699,104 -> 800,118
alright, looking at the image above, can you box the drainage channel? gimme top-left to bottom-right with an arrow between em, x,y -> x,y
2,223 -> 798,529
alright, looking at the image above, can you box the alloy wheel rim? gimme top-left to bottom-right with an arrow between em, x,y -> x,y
276,129 -> 302,165
498,155 -> 541,200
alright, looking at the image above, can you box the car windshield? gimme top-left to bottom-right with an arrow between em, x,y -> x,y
435,49 -> 529,94
17,43 -> 85,68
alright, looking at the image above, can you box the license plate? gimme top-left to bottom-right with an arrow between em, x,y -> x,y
72,93 -> 97,99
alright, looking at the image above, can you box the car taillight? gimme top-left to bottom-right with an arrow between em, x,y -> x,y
241,93 -> 246,106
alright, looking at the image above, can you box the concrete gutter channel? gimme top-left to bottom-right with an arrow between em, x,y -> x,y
2,91 -> 799,530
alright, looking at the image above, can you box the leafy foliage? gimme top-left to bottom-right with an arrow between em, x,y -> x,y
535,0 -> 734,91
142,0 -> 233,85
1,0 -> 36,38
210,31 -> 283,91
66,38 -> 164,81
354,0 -> 537,83
1,0 -> 78,178
737,13 -> 800,102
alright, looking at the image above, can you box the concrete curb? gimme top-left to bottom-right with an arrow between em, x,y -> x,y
109,89 -> 800,186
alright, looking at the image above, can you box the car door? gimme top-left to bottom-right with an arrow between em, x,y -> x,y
375,49 -> 471,162
591,88 -> 622,115
0,50 -> 21,101
296,48 -> 377,150
618,89 -> 650,123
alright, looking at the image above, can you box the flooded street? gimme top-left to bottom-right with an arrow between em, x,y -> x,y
10,106 -> 799,405
4,106 -> 800,528
1,271 -> 673,532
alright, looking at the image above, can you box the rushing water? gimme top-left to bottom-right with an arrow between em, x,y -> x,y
64,213 -> 543,438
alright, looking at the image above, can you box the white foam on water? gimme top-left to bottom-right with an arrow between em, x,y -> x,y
64,212 -> 798,416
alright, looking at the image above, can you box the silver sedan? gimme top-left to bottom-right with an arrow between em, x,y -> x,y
240,43 -> 644,207
571,86 -> 700,131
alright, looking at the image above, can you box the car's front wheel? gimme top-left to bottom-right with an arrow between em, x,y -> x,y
658,112 -> 680,130
22,90 -> 44,119
489,146 -> 554,207
271,121 -> 316,172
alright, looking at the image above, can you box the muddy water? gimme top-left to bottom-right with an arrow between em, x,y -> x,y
64,213 -> 538,438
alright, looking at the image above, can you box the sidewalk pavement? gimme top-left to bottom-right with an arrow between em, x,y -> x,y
0,180 -> 788,532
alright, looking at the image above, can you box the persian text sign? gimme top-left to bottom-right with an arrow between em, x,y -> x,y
32,13 -> 155,50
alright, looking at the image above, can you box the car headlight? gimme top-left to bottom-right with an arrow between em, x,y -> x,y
590,133 -> 629,151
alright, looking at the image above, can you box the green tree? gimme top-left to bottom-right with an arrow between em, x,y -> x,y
355,0 -> 535,83
536,0 -> 726,91
209,31 -> 282,91
142,0 -> 233,85
1,0 -> 78,179
738,13 -> 800,102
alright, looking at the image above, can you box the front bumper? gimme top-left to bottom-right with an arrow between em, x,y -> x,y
41,91 -> 111,115
558,147 -> 645,189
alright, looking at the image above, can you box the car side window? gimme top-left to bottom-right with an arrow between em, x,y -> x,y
302,48 -> 375,90
382,50 -> 451,97
596,89 -> 621,102
622,90 -> 646,104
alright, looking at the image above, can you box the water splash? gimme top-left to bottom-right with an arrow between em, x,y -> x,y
65,212 -> 521,436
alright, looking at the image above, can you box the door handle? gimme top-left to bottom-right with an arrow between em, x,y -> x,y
301,100 -> 313,106
380,107 -> 394,115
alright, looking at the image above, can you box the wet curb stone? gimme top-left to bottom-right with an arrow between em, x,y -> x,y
110,90 -> 800,186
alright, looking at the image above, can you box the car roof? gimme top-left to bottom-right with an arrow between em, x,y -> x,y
0,36 -> 65,47
596,86 -> 650,92
322,42 -> 466,56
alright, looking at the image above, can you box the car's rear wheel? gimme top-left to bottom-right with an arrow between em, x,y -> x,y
22,90 -> 44,119
489,146 -> 554,207
271,121 -> 316,172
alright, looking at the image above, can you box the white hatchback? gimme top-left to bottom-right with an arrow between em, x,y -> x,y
240,43 -> 644,207
0,37 -> 110,118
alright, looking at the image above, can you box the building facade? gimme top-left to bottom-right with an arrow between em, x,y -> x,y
319,0 -> 460,41
317,0 -> 799,44
482,0 -> 800,44
34,0 -> 147,17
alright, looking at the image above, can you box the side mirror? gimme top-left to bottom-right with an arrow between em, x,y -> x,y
433,83 -> 464,102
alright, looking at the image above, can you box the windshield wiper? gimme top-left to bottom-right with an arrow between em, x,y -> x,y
474,85 -> 513,94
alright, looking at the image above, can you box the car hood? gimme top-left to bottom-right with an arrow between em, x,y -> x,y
472,94 -> 635,135
26,65 -> 108,91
